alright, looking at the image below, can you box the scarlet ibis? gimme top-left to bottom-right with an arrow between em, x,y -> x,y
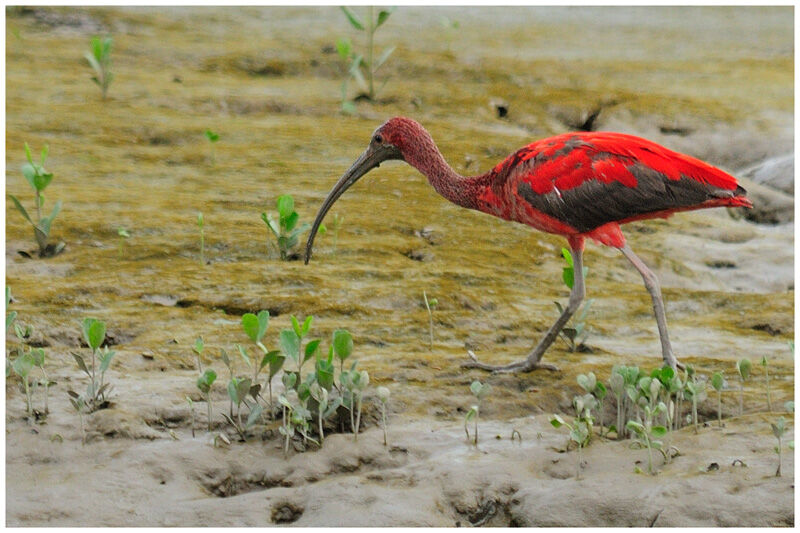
305,117 -> 752,373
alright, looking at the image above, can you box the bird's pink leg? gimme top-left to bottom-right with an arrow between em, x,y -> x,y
618,244 -> 681,370
462,245 -> 586,373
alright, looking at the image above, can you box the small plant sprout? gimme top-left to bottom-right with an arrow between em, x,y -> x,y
70,318 -> 114,411
31,347 -> 51,415
337,6 -> 396,107
423,290 -> 438,351
241,309 -> 283,414
10,143 -> 64,257
550,394 -> 595,479
711,371 -> 724,426
376,386 -> 390,445
736,358 -> 752,416
577,372 -> 607,434
193,336 -> 204,372
309,382 -> 340,445
771,416 -> 789,477
279,315 -> 320,383
197,212 -> 205,264
11,349 -> 35,417
68,393 -> 87,444
262,194 -> 310,261
465,380 -> 491,445
186,395 -> 196,438
760,355 -> 772,412
84,36 -> 113,100
626,402 -> 668,475
116,227 -> 130,258
196,369 -> 217,432
683,366 -> 706,434
204,130 -> 219,164
555,247 -> 593,352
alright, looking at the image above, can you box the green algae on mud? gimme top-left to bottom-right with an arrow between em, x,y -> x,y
5,6 -> 794,423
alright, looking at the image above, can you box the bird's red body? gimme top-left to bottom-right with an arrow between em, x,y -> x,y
475,131 -> 752,249
307,117 -> 753,372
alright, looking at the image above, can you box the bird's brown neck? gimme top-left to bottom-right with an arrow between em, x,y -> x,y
401,135 -> 489,211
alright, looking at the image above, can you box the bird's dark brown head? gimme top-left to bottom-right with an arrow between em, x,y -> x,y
304,117 -> 417,264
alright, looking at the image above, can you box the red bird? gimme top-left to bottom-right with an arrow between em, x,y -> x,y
305,117 -> 752,373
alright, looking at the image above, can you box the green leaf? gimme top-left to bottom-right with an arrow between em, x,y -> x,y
236,343 -> 251,367
650,426 -> 668,438
196,369 -> 217,393
84,318 -> 106,351
193,336 -> 204,355
374,45 -> 395,70
340,6 -> 365,30
12,352 -> 34,378
465,406 -> 478,421
291,315 -> 301,337
304,339 -> 321,363
336,37 -> 352,59
227,379 -> 239,404
204,130 -> 219,143
279,329 -> 300,363
6,310 -> 17,333
21,164 -> 37,190
283,211 -> 299,232
315,357 -> 335,390
332,329 -> 353,361
268,351 -> 285,378
737,358 -> 752,380
197,212 -> 204,228
9,195 -> 33,226
375,7 -> 395,28
711,371 -> 724,392
39,200 -> 62,237
99,347 -> 116,373
71,352 -> 90,376
242,313 -> 262,343
33,171 -> 53,192
550,414 -> 565,428
561,247 -> 573,267
24,142 -> 33,165
301,315 -> 313,337
626,420 -> 645,433
245,404 -> 263,428
276,195 -> 294,220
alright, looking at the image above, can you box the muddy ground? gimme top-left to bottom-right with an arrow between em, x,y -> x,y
5,6 -> 794,527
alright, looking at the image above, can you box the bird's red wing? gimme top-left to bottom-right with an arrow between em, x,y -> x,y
497,132 -> 749,233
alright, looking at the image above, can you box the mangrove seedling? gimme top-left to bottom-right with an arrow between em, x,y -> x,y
68,393 -> 87,444
684,367 -> 706,434
279,315 -> 320,382
197,212 -> 204,264
117,227 -> 130,258
70,318 -> 113,411
186,395 -> 196,438
193,336 -> 204,372
309,382 -> 342,444
11,349 -> 35,417
736,358 -> 752,416
262,194 -> 310,260
10,143 -> 64,257
550,394 -> 595,479
85,36 -> 113,99
626,402 -> 668,475
241,310 -> 283,414
204,130 -> 219,165
760,356 -> 772,412
224,376 -> 256,436
465,380 -> 491,445
196,369 -> 217,432
376,385 -> 390,445
31,347 -> 51,415
771,416 -> 788,477
423,290 -> 438,351
577,372 -> 607,434
337,6 -> 396,106
711,371 -> 724,427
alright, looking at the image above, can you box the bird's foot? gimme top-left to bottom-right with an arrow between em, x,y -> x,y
462,350 -> 559,374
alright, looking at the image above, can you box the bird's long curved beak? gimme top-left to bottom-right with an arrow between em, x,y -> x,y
305,144 -> 400,264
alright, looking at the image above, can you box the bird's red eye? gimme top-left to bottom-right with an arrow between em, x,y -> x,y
373,134 -> 383,144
